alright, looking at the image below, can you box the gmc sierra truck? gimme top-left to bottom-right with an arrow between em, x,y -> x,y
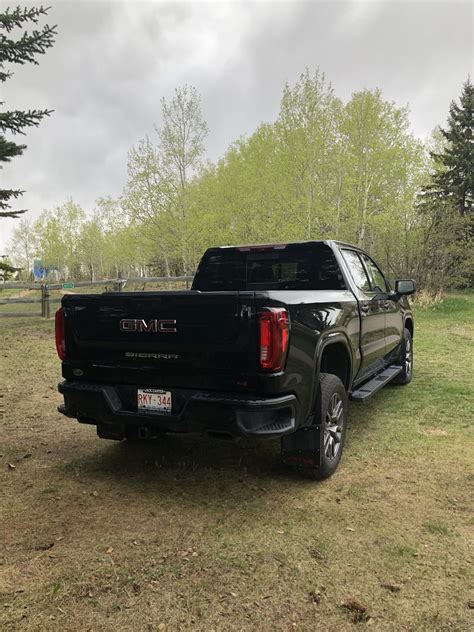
56,241 -> 415,479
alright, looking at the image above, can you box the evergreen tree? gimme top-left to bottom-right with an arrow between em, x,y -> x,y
430,78 -> 473,218
0,5 -> 56,272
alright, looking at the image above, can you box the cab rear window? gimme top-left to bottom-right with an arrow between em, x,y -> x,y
192,243 -> 345,291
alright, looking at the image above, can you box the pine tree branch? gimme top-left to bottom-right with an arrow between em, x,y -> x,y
0,188 -> 24,201
0,6 -> 51,33
0,135 -> 26,162
0,189 -> 25,210
0,23 -> 57,66
0,69 -> 13,82
0,6 -> 57,226
0,109 -> 53,134
0,208 -> 27,219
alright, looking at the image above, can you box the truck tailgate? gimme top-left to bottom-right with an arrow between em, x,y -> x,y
62,291 -> 258,389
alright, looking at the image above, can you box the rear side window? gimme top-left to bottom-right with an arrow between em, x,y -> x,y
192,243 -> 346,291
341,249 -> 371,291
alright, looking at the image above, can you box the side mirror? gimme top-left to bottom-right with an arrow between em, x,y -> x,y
395,279 -> 416,296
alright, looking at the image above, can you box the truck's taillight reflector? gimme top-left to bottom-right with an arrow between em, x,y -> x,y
55,308 -> 66,360
259,307 -> 289,372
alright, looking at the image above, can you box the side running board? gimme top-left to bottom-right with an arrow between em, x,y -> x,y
350,365 -> 403,401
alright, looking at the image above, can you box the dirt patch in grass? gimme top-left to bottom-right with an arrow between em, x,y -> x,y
1,297 -> 473,631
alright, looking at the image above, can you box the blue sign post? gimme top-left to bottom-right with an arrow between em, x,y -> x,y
33,260 -> 49,282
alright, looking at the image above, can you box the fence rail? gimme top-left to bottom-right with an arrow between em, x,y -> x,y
0,275 -> 194,319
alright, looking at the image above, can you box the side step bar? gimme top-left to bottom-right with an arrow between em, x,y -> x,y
350,365 -> 403,402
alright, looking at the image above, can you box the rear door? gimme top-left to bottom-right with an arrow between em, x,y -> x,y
63,291 -> 258,390
340,249 -> 386,380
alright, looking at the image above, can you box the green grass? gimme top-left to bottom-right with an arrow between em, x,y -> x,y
0,293 -> 473,631
423,521 -> 451,536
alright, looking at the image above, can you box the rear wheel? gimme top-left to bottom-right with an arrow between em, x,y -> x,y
393,328 -> 413,385
282,372 -> 348,480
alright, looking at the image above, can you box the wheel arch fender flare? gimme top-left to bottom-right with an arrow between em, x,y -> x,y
404,315 -> 414,339
308,332 -> 353,419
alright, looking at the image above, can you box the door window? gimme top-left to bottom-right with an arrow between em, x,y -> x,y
341,250 -> 371,292
360,254 -> 389,293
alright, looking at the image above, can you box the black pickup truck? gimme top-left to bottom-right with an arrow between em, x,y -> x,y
56,241 -> 415,479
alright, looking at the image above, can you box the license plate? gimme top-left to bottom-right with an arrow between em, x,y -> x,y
137,388 -> 172,414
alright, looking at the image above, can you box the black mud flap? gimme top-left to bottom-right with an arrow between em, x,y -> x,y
281,425 -> 321,469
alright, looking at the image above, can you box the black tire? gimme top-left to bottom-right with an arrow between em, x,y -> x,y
392,328 -> 413,385
286,372 -> 348,480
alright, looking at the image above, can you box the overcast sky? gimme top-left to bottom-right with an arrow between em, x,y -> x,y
1,0 -> 472,252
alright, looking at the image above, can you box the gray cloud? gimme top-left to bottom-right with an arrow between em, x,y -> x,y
2,0 -> 472,251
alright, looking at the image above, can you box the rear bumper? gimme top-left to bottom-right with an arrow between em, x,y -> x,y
58,381 -> 300,439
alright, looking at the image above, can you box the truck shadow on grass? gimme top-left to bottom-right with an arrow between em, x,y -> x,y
52,435 -> 322,519
56,390 -> 397,499
59,431 -> 289,486
114,433 -> 280,476
55,428 -> 353,513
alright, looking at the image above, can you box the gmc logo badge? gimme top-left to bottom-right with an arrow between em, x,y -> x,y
119,319 -> 177,333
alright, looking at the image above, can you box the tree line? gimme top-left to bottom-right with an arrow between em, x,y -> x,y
6,64 -> 473,289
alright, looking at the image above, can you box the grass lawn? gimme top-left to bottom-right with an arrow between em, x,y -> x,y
0,294 -> 473,631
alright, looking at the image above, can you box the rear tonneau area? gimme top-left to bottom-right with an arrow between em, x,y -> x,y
61,291 -> 259,390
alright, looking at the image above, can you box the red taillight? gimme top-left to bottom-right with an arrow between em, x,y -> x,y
258,307 -> 289,372
55,308 -> 66,361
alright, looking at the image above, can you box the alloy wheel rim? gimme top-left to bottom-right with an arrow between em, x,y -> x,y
324,393 -> 344,460
405,337 -> 412,375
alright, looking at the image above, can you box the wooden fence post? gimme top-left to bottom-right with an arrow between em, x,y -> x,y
41,283 -> 50,318
112,270 -> 124,293
45,283 -> 50,318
